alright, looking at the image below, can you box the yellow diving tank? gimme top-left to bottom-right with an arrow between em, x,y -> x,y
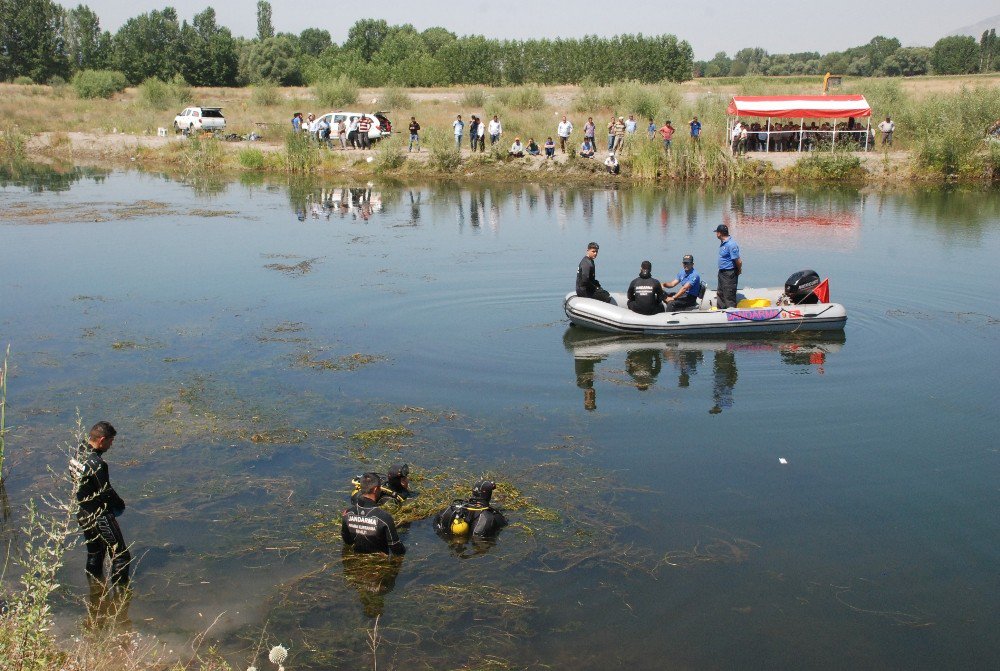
451,516 -> 470,535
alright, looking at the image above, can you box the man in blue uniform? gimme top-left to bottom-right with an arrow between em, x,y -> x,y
662,254 -> 702,311
342,473 -> 407,556
626,260 -> 666,314
714,225 -> 742,309
576,242 -> 611,302
73,421 -> 131,587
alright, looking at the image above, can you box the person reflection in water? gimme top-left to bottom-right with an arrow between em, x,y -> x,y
709,348 -> 738,414
625,349 -> 662,391
662,347 -> 704,388
575,355 -> 599,411
341,547 -> 402,618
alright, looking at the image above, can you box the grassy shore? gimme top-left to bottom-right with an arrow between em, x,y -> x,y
2,75 -> 999,182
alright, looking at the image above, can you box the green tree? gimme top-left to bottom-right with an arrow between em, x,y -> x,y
930,35 -> 980,74
981,29 -> 998,72
64,4 -> 109,72
864,35 -> 901,72
256,0 -> 273,41
420,26 -> 456,55
0,0 -> 68,82
345,19 -> 391,62
112,7 -> 182,84
239,35 -> 301,85
299,27 -> 331,56
179,7 -> 238,86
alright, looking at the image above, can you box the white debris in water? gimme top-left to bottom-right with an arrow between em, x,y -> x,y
778,457 -> 788,464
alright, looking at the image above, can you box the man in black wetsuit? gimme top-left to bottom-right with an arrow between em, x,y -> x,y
342,473 -> 407,556
576,242 -> 611,302
626,260 -> 666,315
73,421 -> 131,588
434,480 -> 508,538
383,463 -> 412,501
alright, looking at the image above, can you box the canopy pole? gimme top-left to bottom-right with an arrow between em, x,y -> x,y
865,117 -> 870,151
798,117 -> 804,152
832,117 -> 837,152
766,117 -> 770,153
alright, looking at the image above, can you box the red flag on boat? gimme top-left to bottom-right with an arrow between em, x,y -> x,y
814,278 -> 830,303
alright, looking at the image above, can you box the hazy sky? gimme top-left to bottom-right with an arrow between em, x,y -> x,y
80,0 -> 997,59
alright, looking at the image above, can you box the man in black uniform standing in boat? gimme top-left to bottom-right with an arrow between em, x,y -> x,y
342,473 -> 407,556
577,242 -> 611,302
626,260 -> 666,315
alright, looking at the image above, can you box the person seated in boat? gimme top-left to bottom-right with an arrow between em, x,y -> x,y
342,473 -> 406,556
434,480 -> 508,538
577,242 -> 611,302
627,260 -> 666,315
661,254 -> 702,311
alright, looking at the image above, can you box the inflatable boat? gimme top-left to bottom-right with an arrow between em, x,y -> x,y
564,271 -> 846,336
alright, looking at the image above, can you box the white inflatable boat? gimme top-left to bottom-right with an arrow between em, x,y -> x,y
563,286 -> 847,336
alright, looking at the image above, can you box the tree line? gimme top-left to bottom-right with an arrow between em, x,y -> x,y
1,0 -> 997,87
695,32 -> 1000,78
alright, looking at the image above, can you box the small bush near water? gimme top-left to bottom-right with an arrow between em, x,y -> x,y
1,124 -> 28,162
790,152 -> 866,180
373,136 -> 405,172
314,74 -> 358,108
238,147 -> 266,170
284,129 -> 319,172
72,70 -> 128,99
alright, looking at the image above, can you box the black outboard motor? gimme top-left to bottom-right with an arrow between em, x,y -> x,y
785,269 -> 821,304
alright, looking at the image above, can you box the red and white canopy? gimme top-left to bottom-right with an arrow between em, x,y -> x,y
726,95 -> 872,119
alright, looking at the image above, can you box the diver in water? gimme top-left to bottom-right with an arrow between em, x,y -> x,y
434,480 -> 508,538
341,473 -> 406,556
350,463 -> 413,505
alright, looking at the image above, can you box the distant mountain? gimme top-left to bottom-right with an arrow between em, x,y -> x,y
949,14 -> 1000,38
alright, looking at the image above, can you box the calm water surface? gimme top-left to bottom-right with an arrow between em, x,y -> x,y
1,167 -> 997,669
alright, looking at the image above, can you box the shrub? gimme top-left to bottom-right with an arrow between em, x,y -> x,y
372,136 -> 405,172
13,76 -> 33,85
462,88 -> 487,107
47,75 -> 66,88
169,74 -> 192,105
379,86 -> 412,110
72,69 -> 127,99
791,152 -> 866,180
314,74 -> 358,108
284,130 -> 319,172
238,148 -> 266,170
0,124 -> 28,162
139,77 -> 170,108
496,85 -> 545,110
250,80 -> 281,106
425,129 -> 461,172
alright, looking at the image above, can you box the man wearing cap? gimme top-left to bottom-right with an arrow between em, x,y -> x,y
434,480 -> 508,538
342,473 -> 406,555
714,225 -> 742,309
576,242 -> 611,302
662,254 -> 703,311
626,260 -> 666,315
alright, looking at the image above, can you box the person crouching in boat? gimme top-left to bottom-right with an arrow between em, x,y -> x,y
577,242 -> 612,302
627,260 -> 666,315
661,254 -> 702,311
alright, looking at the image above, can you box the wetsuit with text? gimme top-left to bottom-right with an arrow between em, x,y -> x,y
341,497 -> 406,555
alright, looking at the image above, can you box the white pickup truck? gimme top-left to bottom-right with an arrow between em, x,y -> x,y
173,107 -> 226,134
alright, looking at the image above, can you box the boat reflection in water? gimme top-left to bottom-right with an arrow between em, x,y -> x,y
563,327 -> 845,413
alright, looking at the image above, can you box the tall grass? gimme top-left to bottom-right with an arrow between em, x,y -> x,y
789,152 -> 866,180
284,129 -> 319,172
314,74 -> 358,108
495,85 -> 546,110
462,88 -> 488,107
372,135 -> 405,173
425,128 -> 461,173
0,124 -> 27,162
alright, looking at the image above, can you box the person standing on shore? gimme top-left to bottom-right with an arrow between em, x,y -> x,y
476,115 -> 486,152
607,116 -> 616,152
647,118 -> 657,139
577,241 -> 611,302
469,116 -> 480,151
453,114 -> 464,150
357,115 -> 372,150
584,117 -> 596,149
625,115 -> 637,134
557,115 -> 573,154
338,118 -> 348,149
714,224 -> 742,309
878,116 -> 894,147
73,421 -> 131,588
659,120 -> 675,153
488,115 -> 502,145
689,116 -> 702,145
613,116 -> 627,152
408,116 -> 420,152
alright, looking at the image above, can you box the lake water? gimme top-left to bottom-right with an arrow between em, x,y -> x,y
1,166 -> 998,670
